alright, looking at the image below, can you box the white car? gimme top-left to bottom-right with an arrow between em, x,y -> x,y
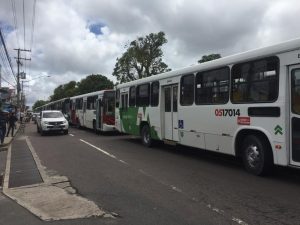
37,110 -> 69,135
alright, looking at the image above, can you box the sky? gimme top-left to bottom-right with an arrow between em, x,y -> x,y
0,0 -> 300,107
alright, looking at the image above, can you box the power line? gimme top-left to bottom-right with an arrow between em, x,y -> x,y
10,0 -> 20,48
30,0 -> 36,51
23,0 -> 26,50
0,50 -> 15,84
1,70 -> 15,87
27,0 -> 37,78
0,28 -> 16,80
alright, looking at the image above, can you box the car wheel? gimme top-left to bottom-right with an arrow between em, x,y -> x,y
37,125 -> 40,133
64,130 -> 68,135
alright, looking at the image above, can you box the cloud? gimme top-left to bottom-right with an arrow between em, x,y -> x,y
1,0 -> 300,107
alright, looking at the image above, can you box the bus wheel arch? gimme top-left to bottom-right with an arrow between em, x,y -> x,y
235,129 -> 274,176
140,122 -> 152,147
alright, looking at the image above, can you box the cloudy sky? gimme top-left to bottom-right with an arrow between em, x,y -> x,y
0,0 -> 300,106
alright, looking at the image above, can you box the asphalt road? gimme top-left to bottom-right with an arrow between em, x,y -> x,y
22,122 -> 300,224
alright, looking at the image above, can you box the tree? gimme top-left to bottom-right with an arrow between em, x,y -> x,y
50,81 -> 78,101
113,31 -> 171,83
77,74 -> 114,94
198,54 -> 221,63
32,100 -> 48,110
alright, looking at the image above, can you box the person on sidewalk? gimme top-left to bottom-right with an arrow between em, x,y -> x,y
0,111 -> 7,144
6,112 -> 18,137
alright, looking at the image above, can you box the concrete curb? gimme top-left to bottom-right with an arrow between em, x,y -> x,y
2,134 -> 109,221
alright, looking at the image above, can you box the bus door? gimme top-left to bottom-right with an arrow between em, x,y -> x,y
163,85 -> 179,141
120,92 -> 128,132
96,99 -> 103,130
82,101 -> 87,127
71,101 -> 76,124
290,65 -> 300,166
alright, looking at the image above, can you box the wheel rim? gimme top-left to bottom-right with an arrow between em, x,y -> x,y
246,145 -> 261,168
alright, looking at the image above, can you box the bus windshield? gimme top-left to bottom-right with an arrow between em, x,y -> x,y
104,92 -> 115,116
43,112 -> 63,118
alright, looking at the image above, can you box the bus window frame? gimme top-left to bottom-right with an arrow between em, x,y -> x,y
195,66 -> 230,105
230,56 -> 280,104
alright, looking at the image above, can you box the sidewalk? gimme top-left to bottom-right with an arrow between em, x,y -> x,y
1,124 -> 107,222
0,123 -> 20,188
0,123 -> 20,150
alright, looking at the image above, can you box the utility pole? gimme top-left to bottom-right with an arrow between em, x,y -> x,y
14,48 -> 31,110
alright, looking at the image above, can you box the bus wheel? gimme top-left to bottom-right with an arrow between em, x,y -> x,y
242,135 -> 273,176
141,125 -> 152,147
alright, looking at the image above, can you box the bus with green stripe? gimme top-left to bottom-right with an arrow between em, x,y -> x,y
115,38 -> 300,176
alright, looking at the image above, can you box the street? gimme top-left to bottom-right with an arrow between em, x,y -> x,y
1,122 -> 300,225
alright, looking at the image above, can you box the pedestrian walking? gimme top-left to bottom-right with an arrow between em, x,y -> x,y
6,112 -> 18,137
0,111 -> 7,144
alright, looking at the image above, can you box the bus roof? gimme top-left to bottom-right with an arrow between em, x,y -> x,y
117,37 -> 300,88
70,89 -> 114,100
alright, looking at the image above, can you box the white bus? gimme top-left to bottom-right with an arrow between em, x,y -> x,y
70,90 -> 115,132
42,98 -> 71,119
115,38 -> 300,175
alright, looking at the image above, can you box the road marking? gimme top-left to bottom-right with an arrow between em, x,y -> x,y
79,139 -> 248,225
69,134 -> 74,137
119,159 -> 129,165
232,217 -> 248,225
80,139 -> 117,159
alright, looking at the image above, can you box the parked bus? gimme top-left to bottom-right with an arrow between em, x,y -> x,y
115,38 -> 300,175
48,98 -> 70,119
70,90 -> 115,132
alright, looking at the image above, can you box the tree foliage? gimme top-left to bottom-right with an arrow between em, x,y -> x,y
50,81 -> 77,101
32,100 -> 48,110
77,74 -> 114,94
112,31 -> 171,83
198,54 -> 221,63
49,74 -> 114,101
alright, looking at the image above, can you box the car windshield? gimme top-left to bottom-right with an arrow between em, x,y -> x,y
43,112 -> 63,118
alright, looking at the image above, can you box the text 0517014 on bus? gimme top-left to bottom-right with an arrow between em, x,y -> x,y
115,38 -> 300,176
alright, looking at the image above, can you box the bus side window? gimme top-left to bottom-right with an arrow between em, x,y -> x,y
136,83 -> 150,107
231,57 -> 279,103
151,81 -> 159,107
129,86 -> 136,107
195,67 -> 229,105
292,69 -> 300,115
180,74 -> 194,106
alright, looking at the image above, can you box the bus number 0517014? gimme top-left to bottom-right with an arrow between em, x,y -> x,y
215,109 -> 241,117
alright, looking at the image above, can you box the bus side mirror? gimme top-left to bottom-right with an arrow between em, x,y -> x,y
116,102 -> 119,108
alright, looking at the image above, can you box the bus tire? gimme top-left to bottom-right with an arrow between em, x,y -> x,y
242,135 -> 273,176
141,125 -> 152,147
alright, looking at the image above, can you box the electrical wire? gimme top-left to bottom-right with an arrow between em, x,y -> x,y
22,0 -> 27,75
0,28 -> 16,80
23,0 -> 26,50
30,0 -> 36,51
10,0 -> 20,49
26,0 -> 37,78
